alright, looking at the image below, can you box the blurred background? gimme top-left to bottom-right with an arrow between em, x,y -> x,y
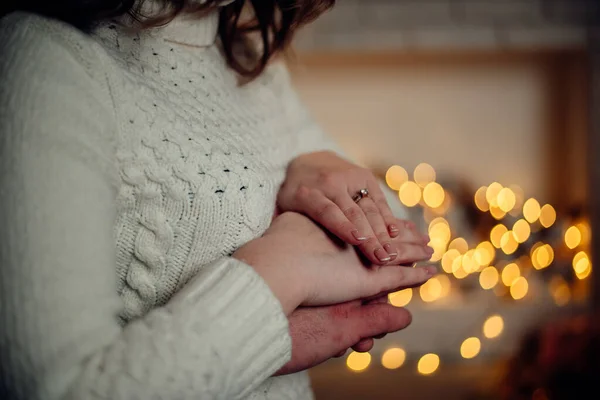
288,1 -> 600,399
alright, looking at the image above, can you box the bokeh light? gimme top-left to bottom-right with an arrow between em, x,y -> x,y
448,237 -> 468,254
474,186 -> 489,212
523,198 -> 541,223
479,266 -> 499,290
420,278 -> 443,302
423,182 -> 445,209
385,165 -> 409,190
512,219 -> 531,243
490,224 -> 508,248
346,351 -> 371,372
486,182 -> 503,207
389,289 -> 412,307
564,225 -> 582,249
460,337 -> 481,359
510,276 -> 529,300
500,231 -> 518,254
417,354 -> 440,375
381,348 -> 406,370
531,244 -> 554,270
483,315 -> 504,339
539,204 -> 556,228
497,188 -> 516,212
501,263 -> 521,286
414,163 -> 436,188
549,276 -> 571,306
399,181 -> 421,207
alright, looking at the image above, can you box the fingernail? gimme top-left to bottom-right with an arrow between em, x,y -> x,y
426,246 -> 434,254
375,248 -> 391,262
388,224 -> 399,235
352,230 -> 367,241
383,243 -> 397,257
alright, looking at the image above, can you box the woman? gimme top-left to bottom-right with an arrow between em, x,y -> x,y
0,1 -> 434,399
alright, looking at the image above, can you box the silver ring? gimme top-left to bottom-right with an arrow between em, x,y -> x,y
352,188 -> 369,204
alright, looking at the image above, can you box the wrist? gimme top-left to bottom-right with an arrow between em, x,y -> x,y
233,238 -> 307,316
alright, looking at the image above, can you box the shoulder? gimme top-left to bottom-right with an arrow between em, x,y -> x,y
0,12 -> 118,181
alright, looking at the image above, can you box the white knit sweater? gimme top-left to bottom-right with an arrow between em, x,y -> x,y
0,8 -> 341,400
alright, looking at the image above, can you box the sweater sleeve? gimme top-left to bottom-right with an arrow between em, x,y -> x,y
0,13 -> 291,400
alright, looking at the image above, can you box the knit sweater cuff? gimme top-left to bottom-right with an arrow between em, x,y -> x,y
166,257 -> 292,397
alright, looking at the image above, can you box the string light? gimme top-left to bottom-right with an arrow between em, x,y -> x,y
539,204 -> 556,228
417,354 -> 440,375
564,226 -> 582,249
479,266 -> 499,290
512,219 -> 531,243
490,224 -> 508,248
420,278 -> 443,302
385,166 -> 408,190
346,351 -> 371,372
399,181 -> 421,207
497,187 -> 516,212
510,277 -> 529,300
523,198 -> 541,223
389,289 -> 412,307
486,182 -> 503,207
414,163 -> 436,188
460,337 -> 481,359
501,263 -> 521,286
531,244 -> 554,270
449,237 -> 468,253
474,241 -> 495,266
442,249 -> 460,273
489,206 -> 507,220
423,182 -> 445,208
381,348 -> 406,370
474,186 -> 489,212
483,315 -> 504,339
500,231 -> 518,254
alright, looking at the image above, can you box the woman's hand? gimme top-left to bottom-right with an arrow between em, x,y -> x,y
277,151 -> 430,265
233,212 -> 435,316
274,299 -> 412,375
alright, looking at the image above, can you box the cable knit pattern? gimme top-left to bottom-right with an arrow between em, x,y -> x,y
0,8 -> 338,400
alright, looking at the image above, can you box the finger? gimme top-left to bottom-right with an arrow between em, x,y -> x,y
353,303 -> 413,339
356,196 -> 396,264
362,265 -> 435,299
351,338 -> 374,353
387,243 -> 434,266
333,349 -> 347,358
367,182 -> 400,238
363,294 -> 389,305
373,333 -> 387,339
330,192 -> 386,264
294,186 -> 362,245
390,219 -> 430,246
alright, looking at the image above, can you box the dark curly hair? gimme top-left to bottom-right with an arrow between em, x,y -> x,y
1,0 -> 334,78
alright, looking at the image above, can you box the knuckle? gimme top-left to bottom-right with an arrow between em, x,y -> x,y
294,185 -> 311,202
318,171 -> 338,187
342,205 -> 363,221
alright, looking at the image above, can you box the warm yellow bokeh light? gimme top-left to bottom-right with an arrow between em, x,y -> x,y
417,353 -> 440,375
497,188 -> 516,212
381,348 -> 406,370
483,315 -> 504,339
461,249 -> 479,273
453,264 -> 469,279
399,181 -> 422,207
576,263 -> 592,280
474,241 -> 495,267
500,231 -> 518,255
510,185 -> 525,211
532,244 -> 554,270
414,163 -> 436,188
572,251 -> 592,279
479,266 -> 499,290
510,277 -> 529,300
564,226 -> 582,249
523,198 -> 541,223
420,278 -> 443,302
428,238 -> 447,262
385,165 -> 409,190
436,274 -> 452,297
429,219 -> 451,244
490,224 -> 508,248
576,221 -> 591,246
501,263 -> 521,286
423,182 -> 445,209
489,206 -> 507,220
449,237 -> 468,254
549,277 -> 571,306
442,249 -> 461,273
474,186 -> 489,212
539,204 -> 556,228
389,289 -> 413,307
460,337 -> 481,359
346,351 -> 371,372
486,182 -> 503,207
512,219 -> 531,243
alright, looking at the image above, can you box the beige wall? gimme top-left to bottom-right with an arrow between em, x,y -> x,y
290,53 -> 587,207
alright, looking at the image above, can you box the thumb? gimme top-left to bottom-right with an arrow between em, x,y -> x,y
350,303 -> 413,340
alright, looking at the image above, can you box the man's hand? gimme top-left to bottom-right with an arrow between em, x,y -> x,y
274,299 -> 412,375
